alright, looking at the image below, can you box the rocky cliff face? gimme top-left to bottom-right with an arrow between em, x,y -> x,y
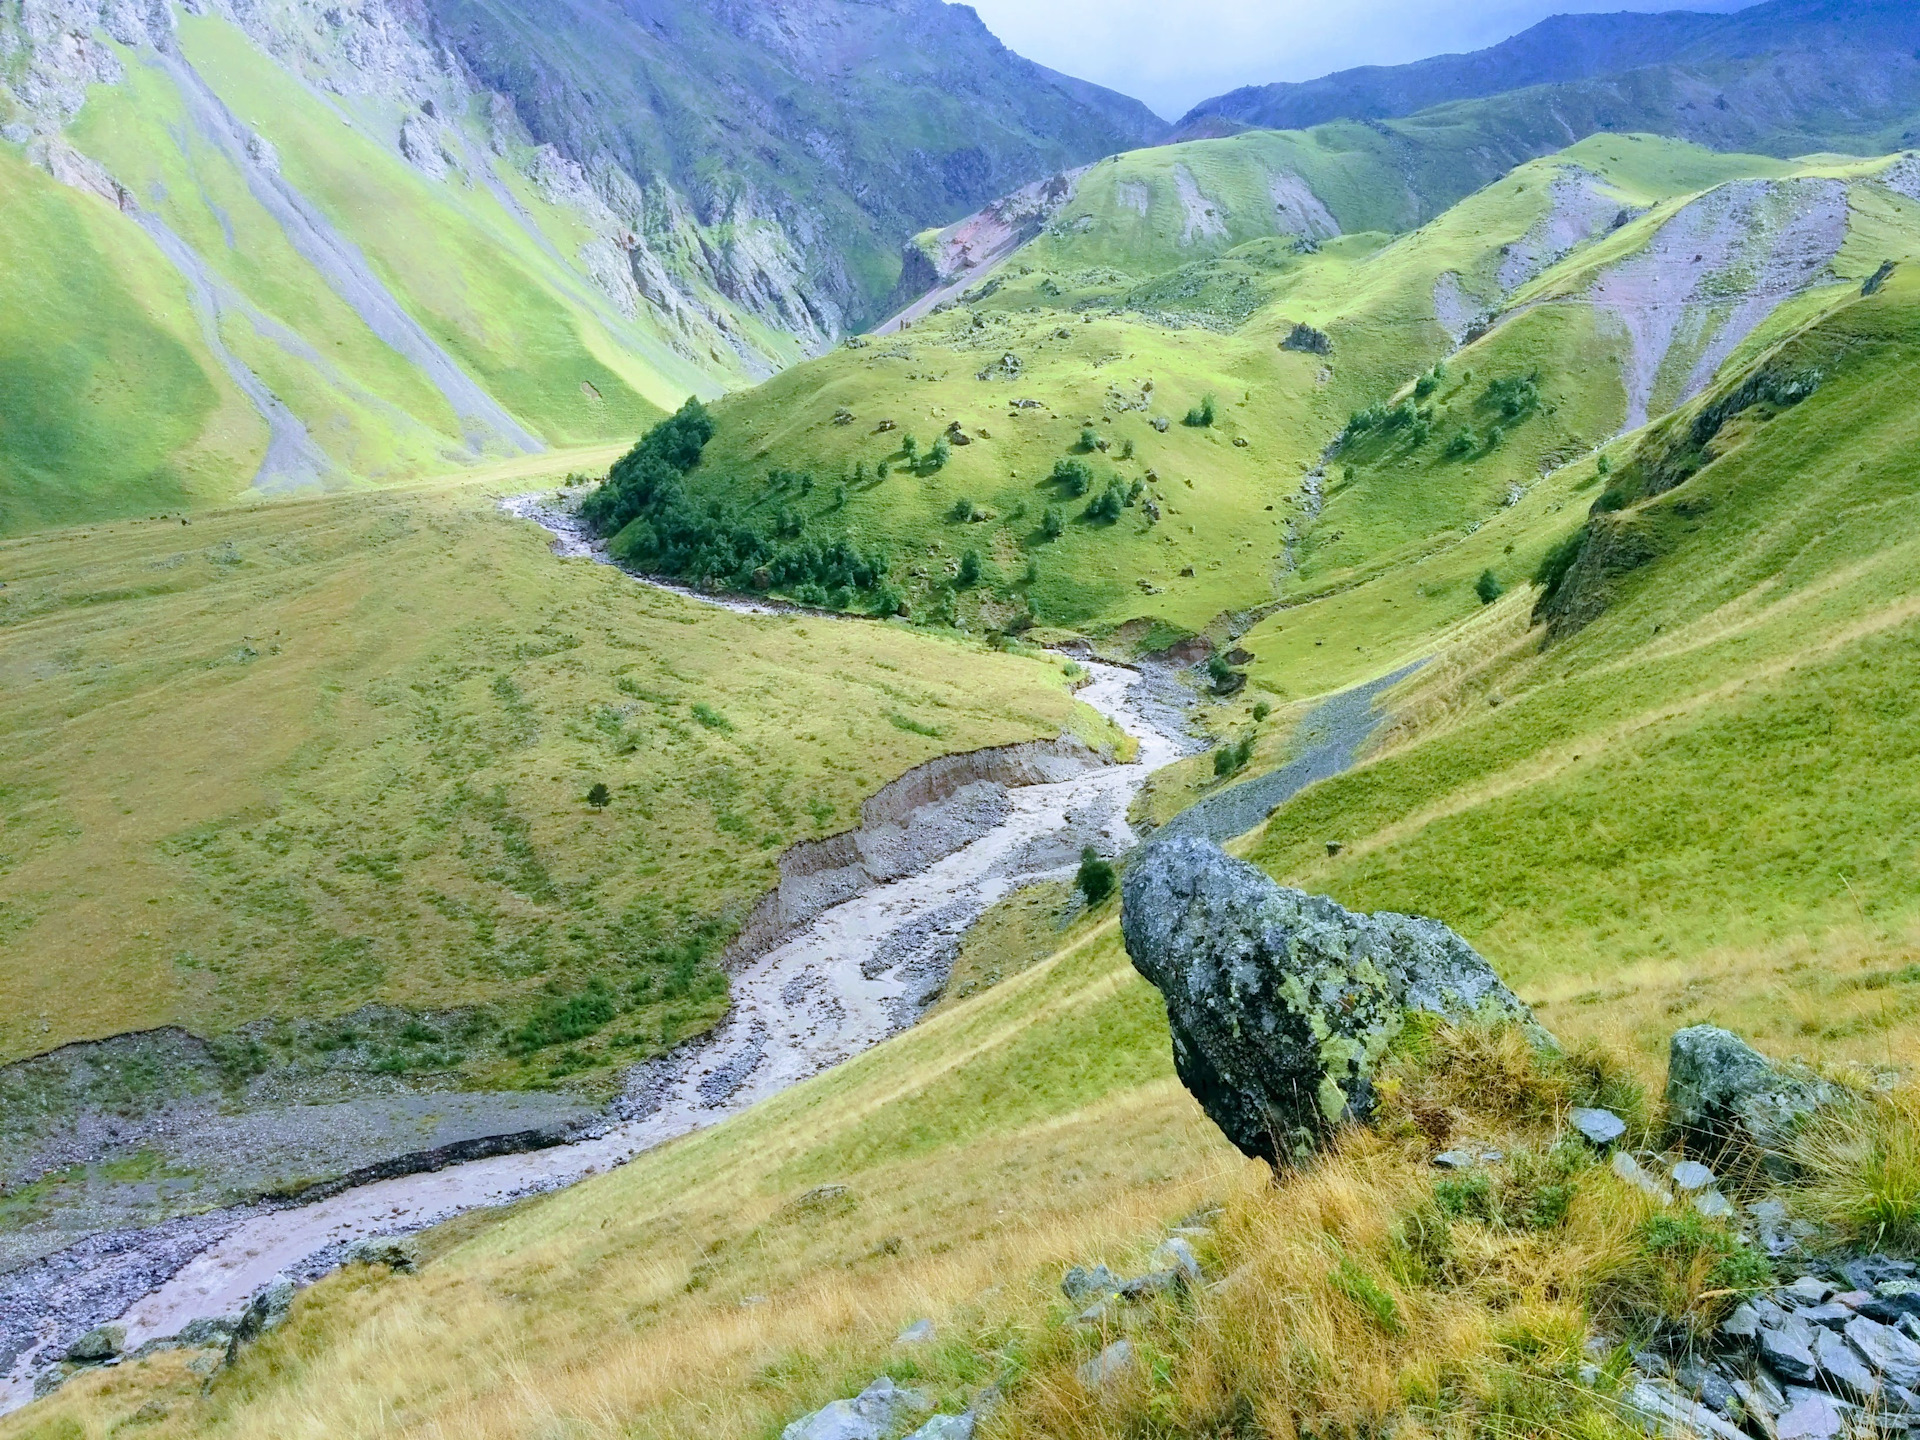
0,0 -> 1165,400
423,0 -> 1166,336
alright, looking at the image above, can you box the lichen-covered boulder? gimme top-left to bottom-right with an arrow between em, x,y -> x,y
1666,1026 -> 1844,1172
1120,837 -> 1546,1166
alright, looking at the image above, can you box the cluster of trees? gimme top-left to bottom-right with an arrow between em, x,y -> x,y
584,399 -> 896,613
1340,367 -> 1543,460
1046,458 -> 1138,527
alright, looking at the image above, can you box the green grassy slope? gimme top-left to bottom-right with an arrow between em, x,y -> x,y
0,146 -> 266,534
1247,265 -> 1920,1030
0,462 -> 1094,1082
645,139 -> 1909,647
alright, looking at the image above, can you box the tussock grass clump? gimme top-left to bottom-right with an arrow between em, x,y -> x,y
1793,1084 -> 1920,1254
989,1026 -> 1670,1440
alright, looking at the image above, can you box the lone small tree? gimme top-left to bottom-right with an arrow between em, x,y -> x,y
1041,505 -> 1065,540
1475,569 -> 1505,605
956,549 -> 982,587
929,435 -> 952,470
1076,845 -> 1116,906
587,783 -> 612,809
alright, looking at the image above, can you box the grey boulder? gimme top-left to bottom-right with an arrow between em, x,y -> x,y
1571,1107 -> 1627,1146
1775,1390 -> 1845,1440
782,1378 -> 930,1440
1079,1339 -> 1135,1390
65,1325 -> 125,1364
1062,1265 -> 1122,1303
1665,1027 -> 1844,1171
1120,837 -> 1546,1166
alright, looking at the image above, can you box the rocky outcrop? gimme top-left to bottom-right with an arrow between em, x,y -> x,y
1666,1025 -> 1846,1174
1121,837 -> 1543,1167
724,737 -> 1110,968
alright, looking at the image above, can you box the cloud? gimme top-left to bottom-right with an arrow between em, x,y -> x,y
966,0 -> 1755,119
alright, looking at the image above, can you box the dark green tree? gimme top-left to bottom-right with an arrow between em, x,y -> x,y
586,783 -> 612,809
1476,569 -> 1506,605
1076,846 -> 1116,906
956,550 -> 982,587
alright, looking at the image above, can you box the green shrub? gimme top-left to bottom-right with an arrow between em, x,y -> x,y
1252,701 -> 1272,722
1051,458 -> 1092,497
1212,733 -> 1256,777
1534,528 -> 1586,600
1076,846 -> 1116,906
1185,394 -> 1218,428
956,550 -> 982,587
1084,480 -> 1126,524
692,703 -> 731,730
1475,570 -> 1505,605
1041,506 -> 1065,540
1079,426 -> 1100,452
949,496 -> 975,523
586,782 -> 612,809
928,436 -> 952,470
1446,429 -> 1479,459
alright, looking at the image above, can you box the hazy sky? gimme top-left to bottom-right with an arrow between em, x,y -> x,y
967,0 -> 1754,119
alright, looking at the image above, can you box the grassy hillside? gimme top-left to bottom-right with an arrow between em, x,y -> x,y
633,139 -> 1911,647
0,458 -> 1095,1084
16,186 -> 1920,1440
0,146 -> 266,535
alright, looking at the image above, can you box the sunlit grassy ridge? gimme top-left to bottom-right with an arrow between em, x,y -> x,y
660,138 -> 1913,645
0,459 -> 1093,1076
18,257 -> 1920,1440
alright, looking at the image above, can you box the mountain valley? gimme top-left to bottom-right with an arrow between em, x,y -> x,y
4,2 -> 1920,1437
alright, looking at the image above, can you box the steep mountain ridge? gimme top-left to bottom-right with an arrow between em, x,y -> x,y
1181,0 -> 1920,136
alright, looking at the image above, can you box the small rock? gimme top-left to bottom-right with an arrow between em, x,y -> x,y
227,1274 -> 297,1359
1674,1360 -> 1740,1417
1119,1269 -> 1181,1300
1670,1160 -> 1717,1192
1749,1368 -> 1790,1413
344,1237 -> 417,1272
896,1319 -> 935,1345
1075,1300 -> 1113,1326
1846,1314 -> 1920,1387
1628,1379 -> 1747,1440
1724,1303 -> 1765,1340
1434,1150 -> 1479,1170
1786,1277 -> 1836,1306
1797,1303 -> 1854,1332
1613,1151 -> 1675,1203
1153,416 -> 1170,433
1812,1326 -> 1878,1402
905,1416 -> 974,1440
1571,1107 -> 1627,1146
1693,1190 -> 1735,1219
1062,1265 -> 1122,1303
1734,1376 -> 1786,1420
1151,1237 -> 1203,1284
1758,1317 -> 1819,1384
1776,1390 -> 1844,1440
65,1325 -> 125,1364
1859,1282 -> 1920,1327
1079,1339 -> 1135,1390
174,1316 -> 240,1348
